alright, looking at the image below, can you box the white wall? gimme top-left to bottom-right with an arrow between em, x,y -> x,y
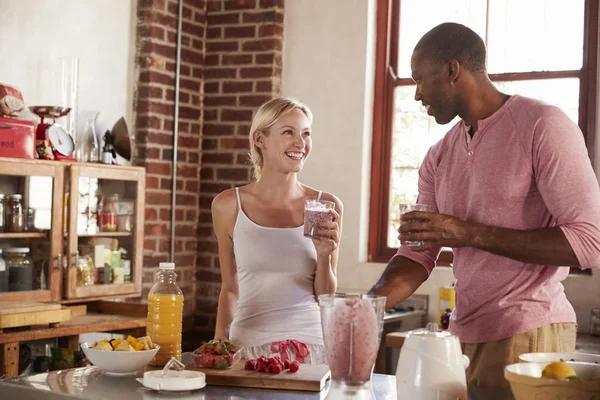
282,0 -> 600,333
0,0 -> 136,139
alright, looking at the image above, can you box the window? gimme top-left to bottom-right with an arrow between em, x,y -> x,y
369,0 -> 599,265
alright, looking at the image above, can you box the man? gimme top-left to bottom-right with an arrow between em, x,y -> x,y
369,22 -> 600,389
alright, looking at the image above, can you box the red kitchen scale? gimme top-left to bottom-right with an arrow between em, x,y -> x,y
30,106 -> 76,161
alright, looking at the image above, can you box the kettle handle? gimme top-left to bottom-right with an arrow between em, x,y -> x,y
462,354 -> 470,369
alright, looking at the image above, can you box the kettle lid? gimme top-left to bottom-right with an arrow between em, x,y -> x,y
409,322 -> 455,340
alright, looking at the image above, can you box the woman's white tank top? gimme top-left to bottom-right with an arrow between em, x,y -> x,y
228,187 -> 324,348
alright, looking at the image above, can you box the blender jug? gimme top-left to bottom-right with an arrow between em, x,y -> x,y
319,294 -> 386,400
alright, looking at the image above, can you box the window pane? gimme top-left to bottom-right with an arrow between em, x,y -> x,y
388,85 -> 458,248
487,0 -> 584,73
494,78 -> 579,124
397,0 -> 486,78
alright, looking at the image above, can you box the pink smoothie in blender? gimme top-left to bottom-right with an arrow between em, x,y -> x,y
319,294 -> 386,399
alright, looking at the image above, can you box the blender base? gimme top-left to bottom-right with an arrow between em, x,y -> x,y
326,380 -> 375,400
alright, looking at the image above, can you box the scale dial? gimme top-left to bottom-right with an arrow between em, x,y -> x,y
45,124 -> 74,156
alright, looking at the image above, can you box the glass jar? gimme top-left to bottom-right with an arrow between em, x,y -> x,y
26,208 -> 36,232
5,248 -> 33,292
77,255 -> 94,286
0,193 -> 5,232
7,194 -> 24,232
591,308 -> 600,336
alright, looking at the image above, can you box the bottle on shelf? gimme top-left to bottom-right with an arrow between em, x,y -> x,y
147,262 -> 184,367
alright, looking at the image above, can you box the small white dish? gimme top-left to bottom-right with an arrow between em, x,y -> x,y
138,370 -> 206,392
519,351 -> 600,364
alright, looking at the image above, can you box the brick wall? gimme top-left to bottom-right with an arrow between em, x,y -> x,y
194,0 -> 284,339
134,0 -> 206,323
134,0 -> 285,348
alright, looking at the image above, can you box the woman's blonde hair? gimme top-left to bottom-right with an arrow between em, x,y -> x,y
248,97 -> 313,180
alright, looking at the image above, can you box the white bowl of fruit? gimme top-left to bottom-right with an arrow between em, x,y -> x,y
81,335 -> 159,376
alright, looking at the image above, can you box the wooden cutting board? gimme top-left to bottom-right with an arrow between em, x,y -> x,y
0,302 -> 70,332
0,301 -> 61,315
190,361 -> 331,392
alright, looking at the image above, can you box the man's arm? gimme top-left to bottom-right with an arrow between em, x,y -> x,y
400,213 -> 578,266
369,255 -> 429,309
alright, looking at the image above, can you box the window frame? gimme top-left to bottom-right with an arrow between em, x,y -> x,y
368,0 -> 599,268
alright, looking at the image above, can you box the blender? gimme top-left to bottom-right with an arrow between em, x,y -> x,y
319,293 -> 386,400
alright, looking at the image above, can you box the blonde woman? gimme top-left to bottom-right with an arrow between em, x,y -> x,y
211,97 -> 343,364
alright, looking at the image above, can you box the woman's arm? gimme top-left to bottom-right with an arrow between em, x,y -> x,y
313,195 -> 343,296
212,191 -> 239,340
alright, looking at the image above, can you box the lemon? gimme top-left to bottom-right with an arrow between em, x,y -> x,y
541,362 -> 577,380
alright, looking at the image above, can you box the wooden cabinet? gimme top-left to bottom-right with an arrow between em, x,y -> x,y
0,158 -> 145,303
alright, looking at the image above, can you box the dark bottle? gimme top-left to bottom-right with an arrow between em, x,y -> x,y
440,308 -> 452,330
101,130 -> 116,164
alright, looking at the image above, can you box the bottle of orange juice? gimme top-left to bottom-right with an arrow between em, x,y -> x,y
147,262 -> 183,366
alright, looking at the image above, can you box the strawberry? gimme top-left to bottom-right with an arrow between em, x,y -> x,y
284,359 -> 291,369
256,361 -> 267,372
202,353 -> 214,368
270,364 -> 282,374
214,357 -> 229,369
244,360 -> 255,370
289,360 -> 300,373
258,356 -> 268,365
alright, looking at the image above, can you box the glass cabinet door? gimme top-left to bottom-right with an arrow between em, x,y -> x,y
65,164 -> 144,300
0,158 -> 64,302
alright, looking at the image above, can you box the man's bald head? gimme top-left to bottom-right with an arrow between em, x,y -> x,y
414,23 -> 487,76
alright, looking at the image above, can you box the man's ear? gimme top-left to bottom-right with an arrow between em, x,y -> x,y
447,59 -> 460,83
252,130 -> 265,149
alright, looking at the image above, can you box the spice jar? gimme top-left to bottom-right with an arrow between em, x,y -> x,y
7,194 -> 24,232
77,255 -> 94,286
5,247 -> 33,292
0,194 -> 5,232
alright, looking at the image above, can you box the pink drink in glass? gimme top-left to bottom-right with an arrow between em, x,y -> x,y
304,200 -> 334,239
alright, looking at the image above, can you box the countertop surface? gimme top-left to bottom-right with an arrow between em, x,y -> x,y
0,366 -> 516,400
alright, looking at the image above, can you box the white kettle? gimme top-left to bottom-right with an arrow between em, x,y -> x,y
396,323 -> 469,400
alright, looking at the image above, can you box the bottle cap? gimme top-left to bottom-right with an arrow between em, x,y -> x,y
159,262 -> 175,270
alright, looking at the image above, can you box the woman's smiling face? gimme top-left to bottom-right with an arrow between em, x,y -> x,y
260,108 -> 312,175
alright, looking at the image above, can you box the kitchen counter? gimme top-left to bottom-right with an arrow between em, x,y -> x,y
0,366 -> 515,400
0,367 -> 397,400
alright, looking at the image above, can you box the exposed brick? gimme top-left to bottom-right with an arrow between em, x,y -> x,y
146,161 -> 172,176
242,38 -> 282,52
146,191 -> 172,206
201,182 -> 233,193
204,68 -> 237,79
139,71 -> 174,86
236,153 -> 250,165
216,168 -> 250,181
207,12 -> 241,25
259,0 -> 284,7
146,176 -> 160,189
205,54 -> 219,66
207,27 -> 222,39
221,109 -> 253,122
206,41 -> 239,52
203,124 -> 235,136
242,10 -> 275,23
239,94 -> 271,107
258,23 -> 283,37
206,0 -> 222,12
222,54 -> 253,65
200,167 -> 214,180
236,124 -> 251,136
255,80 -> 273,92
224,26 -> 256,38
222,81 -> 253,93
203,153 -> 234,164
224,0 -> 256,10
204,96 -> 237,107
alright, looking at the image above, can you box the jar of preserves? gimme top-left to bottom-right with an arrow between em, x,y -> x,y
4,247 -> 33,292
7,194 -> 24,232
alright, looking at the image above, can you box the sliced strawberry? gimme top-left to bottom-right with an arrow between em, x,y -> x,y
289,360 -> 300,373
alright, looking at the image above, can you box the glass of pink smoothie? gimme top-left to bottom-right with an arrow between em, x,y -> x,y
319,294 -> 386,399
304,199 -> 335,239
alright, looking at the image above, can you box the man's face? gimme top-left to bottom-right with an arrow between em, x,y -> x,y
411,50 -> 457,125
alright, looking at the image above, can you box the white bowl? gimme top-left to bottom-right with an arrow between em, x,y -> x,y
505,361 -> 600,400
81,341 -> 160,376
519,351 -> 600,364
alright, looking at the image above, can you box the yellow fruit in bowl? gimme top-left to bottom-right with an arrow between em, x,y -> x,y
541,362 -> 577,380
